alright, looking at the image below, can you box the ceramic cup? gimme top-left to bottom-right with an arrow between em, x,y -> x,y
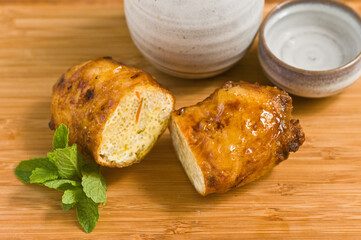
258,0 -> 361,98
125,0 -> 264,79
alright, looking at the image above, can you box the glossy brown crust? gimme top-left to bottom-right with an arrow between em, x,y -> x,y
50,57 -> 174,166
172,81 -> 305,195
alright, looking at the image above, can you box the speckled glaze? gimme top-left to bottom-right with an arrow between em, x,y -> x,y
258,0 -> 361,98
125,0 -> 264,79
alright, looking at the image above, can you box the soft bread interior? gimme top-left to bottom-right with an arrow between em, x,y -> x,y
98,85 -> 174,167
169,116 -> 206,195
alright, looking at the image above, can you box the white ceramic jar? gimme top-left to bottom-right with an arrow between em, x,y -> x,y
125,0 -> 264,79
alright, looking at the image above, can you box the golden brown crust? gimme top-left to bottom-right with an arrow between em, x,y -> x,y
171,81 -> 305,195
50,57 -> 175,166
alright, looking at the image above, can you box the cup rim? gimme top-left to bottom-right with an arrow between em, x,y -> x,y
259,0 -> 361,75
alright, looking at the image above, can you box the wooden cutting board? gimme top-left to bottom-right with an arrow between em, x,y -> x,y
1,0 -> 361,239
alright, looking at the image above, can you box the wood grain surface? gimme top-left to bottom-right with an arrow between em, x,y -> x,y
1,0 -> 361,239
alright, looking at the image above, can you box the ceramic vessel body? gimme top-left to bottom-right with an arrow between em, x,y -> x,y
258,0 -> 361,98
125,0 -> 264,79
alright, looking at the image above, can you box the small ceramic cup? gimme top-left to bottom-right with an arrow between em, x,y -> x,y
258,0 -> 361,98
125,0 -> 264,79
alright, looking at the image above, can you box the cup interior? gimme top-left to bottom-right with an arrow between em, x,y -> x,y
264,1 -> 361,71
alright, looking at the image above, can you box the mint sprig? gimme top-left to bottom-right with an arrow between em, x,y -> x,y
14,123 -> 107,233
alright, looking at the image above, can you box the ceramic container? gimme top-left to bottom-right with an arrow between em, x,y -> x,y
258,0 -> 361,98
125,0 -> 264,79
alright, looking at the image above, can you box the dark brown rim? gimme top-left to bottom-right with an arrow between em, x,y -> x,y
259,0 -> 361,75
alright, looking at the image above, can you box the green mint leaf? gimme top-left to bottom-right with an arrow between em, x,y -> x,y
47,152 -> 56,164
53,123 -> 69,150
61,187 -> 83,211
77,151 -> 85,171
81,163 -> 107,204
54,145 -> 81,180
62,188 -> 83,205
15,157 -> 57,183
62,203 -> 75,211
29,168 -> 59,184
76,193 -> 99,233
43,179 -> 81,190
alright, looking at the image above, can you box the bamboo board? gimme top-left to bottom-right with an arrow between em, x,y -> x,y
1,1 -> 361,239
